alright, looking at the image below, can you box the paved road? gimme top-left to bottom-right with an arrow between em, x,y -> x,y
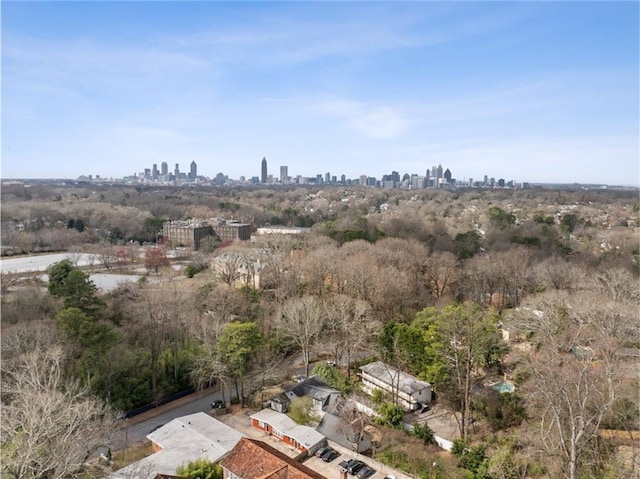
111,385 -> 234,450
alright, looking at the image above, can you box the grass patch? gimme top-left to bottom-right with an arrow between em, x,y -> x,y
111,440 -> 154,469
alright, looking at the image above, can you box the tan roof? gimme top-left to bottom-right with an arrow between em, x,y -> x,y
221,438 -> 327,479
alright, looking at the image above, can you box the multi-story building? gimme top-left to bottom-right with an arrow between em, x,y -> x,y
360,361 -> 432,411
189,161 -> 197,180
280,165 -> 288,183
261,157 -> 267,183
161,161 -> 168,176
162,218 -> 251,250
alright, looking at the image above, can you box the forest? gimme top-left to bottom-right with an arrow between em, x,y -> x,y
1,182 -> 638,479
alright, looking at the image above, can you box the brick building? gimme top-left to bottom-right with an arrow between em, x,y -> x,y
162,218 -> 251,250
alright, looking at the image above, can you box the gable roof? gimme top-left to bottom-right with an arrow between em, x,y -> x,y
360,361 -> 431,396
287,375 -> 340,403
250,409 -> 325,450
221,438 -> 327,479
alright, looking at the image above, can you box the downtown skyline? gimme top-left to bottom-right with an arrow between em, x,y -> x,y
2,2 -> 638,186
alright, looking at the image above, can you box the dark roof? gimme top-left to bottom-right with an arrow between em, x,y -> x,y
221,438 -> 327,479
287,375 -> 340,403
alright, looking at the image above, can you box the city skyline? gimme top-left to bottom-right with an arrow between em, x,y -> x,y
2,2 -> 638,186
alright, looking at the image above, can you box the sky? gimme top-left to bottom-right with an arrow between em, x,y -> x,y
2,1 -> 638,185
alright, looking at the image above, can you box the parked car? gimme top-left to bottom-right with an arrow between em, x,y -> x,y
347,460 -> 366,475
357,466 -> 375,479
315,446 -> 332,458
339,459 -> 356,472
321,449 -> 339,462
210,400 -> 226,409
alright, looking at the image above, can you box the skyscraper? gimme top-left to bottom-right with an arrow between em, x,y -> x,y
152,163 -> 158,180
161,161 -> 168,176
190,161 -> 197,180
436,164 -> 443,188
280,165 -> 288,183
261,157 -> 267,183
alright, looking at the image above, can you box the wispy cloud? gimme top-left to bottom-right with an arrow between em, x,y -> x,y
311,99 -> 408,139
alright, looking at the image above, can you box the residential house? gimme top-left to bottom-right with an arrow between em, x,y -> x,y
108,413 -> 243,479
269,376 -> 340,414
360,361 -> 432,412
250,409 -> 326,456
221,437 -> 327,479
317,396 -> 372,454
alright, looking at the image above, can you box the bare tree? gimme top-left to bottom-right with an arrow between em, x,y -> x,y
424,251 -> 459,300
275,296 -> 324,376
517,290 -> 630,479
1,340 -> 116,479
324,295 -> 377,377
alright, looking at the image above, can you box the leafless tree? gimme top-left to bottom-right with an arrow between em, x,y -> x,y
516,290 -> 631,479
275,296 -> 324,376
331,396 -> 370,451
1,339 -> 116,479
424,251 -> 459,300
323,295 -> 377,377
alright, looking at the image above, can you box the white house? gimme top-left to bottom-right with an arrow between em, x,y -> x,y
108,412 -> 243,479
360,361 -> 432,412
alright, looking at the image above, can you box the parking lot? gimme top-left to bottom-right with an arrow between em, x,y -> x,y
301,440 -> 414,479
215,407 -> 414,479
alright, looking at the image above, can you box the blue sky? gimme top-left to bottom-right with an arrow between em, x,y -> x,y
2,1 -> 638,185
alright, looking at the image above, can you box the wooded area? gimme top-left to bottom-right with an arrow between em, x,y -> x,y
1,183 -> 638,479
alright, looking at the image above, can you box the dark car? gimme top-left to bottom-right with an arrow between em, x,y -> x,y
321,449 -> 339,462
315,446 -> 332,458
339,459 -> 356,472
210,400 -> 226,409
346,460 -> 365,475
356,466 -> 375,479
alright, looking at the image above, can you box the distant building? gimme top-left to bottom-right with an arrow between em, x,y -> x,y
152,164 -> 158,181
161,161 -> 168,176
261,157 -> 268,183
162,218 -> 251,250
280,165 -> 288,183
189,161 -> 197,180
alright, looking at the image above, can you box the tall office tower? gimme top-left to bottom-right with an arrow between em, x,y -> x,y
436,164 -> 443,188
425,169 -> 431,187
152,163 -> 159,180
261,157 -> 267,183
190,161 -> 197,180
175,163 -> 180,177
144,168 -> 151,180
280,166 -> 288,183
325,172 -> 331,184
431,165 -> 437,178
484,175 -> 488,187
444,168 -> 452,183
341,174 -> 346,184
161,161 -> 168,176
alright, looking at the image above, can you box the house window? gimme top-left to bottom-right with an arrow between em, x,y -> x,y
257,420 -> 265,428
274,428 -> 283,439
